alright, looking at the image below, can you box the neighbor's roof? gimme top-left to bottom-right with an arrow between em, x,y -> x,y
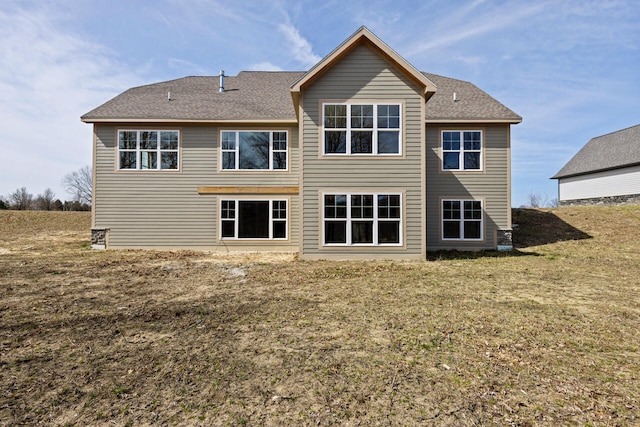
552,124 -> 640,179
81,71 -> 521,124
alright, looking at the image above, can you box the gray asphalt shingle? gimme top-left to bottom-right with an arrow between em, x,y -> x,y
82,71 -> 521,123
552,124 -> 640,179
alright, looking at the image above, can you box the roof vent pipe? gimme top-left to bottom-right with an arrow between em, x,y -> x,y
219,70 -> 225,93
453,92 -> 458,102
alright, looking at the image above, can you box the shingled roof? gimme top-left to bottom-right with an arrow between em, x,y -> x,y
552,124 -> 640,179
81,72 -> 305,122
81,71 -> 521,124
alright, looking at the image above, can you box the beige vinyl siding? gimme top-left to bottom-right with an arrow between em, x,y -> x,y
425,124 -> 511,250
300,42 -> 425,259
94,123 -> 299,249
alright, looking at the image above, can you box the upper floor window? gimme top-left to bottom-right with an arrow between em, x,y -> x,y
442,131 -> 482,171
221,131 -> 287,170
442,199 -> 483,240
118,130 -> 179,170
323,103 -> 401,155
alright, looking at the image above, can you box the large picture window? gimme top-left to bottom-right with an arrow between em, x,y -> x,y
442,130 -> 482,170
323,193 -> 402,246
442,200 -> 483,240
118,130 -> 179,170
323,103 -> 401,155
221,131 -> 287,170
220,200 -> 287,240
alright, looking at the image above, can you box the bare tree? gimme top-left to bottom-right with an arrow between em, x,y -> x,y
8,187 -> 34,210
522,192 -> 557,208
35,188 -> 56,211
62,166 -> 92,205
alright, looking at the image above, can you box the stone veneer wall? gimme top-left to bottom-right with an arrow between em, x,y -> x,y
559,193 -> 640,207
496,229 -> 513,251
91,228 -> 108,249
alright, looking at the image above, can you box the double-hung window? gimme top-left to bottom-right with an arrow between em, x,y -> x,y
118,130 -> 179,170
221,131 -> 287,170
323,193 -> 402,246
442,130 -> 482,170
323,103 -> 401,155
220,200 -> 287,240
442,200 -> 483,240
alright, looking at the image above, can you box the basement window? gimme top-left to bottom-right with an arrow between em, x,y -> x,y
220,199 -> 287,240
323,193 -> 402,246
442,199 -> 483,240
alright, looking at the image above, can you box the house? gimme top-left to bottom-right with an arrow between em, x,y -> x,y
552,124 -> 640,206
82,27 -> 521,259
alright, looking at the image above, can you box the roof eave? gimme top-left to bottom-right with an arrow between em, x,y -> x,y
426,118 -> 522,124
552,161 -> 640,179
81,117 -> 299,124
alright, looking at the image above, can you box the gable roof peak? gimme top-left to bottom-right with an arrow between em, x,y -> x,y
290,26 -> 437,103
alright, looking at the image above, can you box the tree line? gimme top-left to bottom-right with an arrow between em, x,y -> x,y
0,166 -> 92,211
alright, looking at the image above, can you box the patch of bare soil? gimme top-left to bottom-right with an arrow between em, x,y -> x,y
0,208 -> 639,426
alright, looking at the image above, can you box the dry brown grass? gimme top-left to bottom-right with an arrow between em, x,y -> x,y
1,207 -> 639,426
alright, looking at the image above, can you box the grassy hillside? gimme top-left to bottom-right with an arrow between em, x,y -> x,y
0,207 -> 638,426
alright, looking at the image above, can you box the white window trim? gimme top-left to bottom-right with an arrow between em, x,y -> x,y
441,199 -> 484,241
441,130 -> 483,171
219,199 -> 288,240
322,192 -> 403,246
117,130 -> 180,171
322,103 -> 402,156
220,130 -> 289,171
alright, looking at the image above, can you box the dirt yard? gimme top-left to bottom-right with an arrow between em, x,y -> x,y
0,207 -> 639,426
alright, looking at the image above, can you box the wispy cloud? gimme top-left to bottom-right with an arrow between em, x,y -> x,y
248,62 -> 284,72
0,5 -> 144,198
278,23 -> 321,68
406,2 -> 546,56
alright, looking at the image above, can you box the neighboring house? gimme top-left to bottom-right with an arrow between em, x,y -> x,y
552,124 -> 640,206
82,27 -> 521,259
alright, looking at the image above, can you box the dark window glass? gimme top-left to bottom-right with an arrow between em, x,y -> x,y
119,131 -> 137,149
464,221 -> 481,239
161,131 -> 179,150
463,131 -> 481,150
324,195 -> 347,219
221,221 -> 235,238
351,131 -> 373,153
378,131 -> 399,154
239,132 -> 269,169
443,152 -> 460,170
352,221 -> 373,244
443,221 -> 460,239
443,132 -> 460,151
221,132 -> 236,150
238,201 -> 269,238
273,221 -> 286,239
351,104 -> 374,128
161,152 -> 178,169
443,201 -> 461,219
464,201 -> 482,219
325,131 -> 346,153
273,152 -> 287,170
119,152 -> 136,169
222,152 -> 235,169
324,104 -> 347,128
325,221 -> 346,243
464,152 -> 480,169
140,131 -> 157,149
378,222 -> 400,244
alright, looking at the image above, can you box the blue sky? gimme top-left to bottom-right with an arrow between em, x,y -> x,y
0,0 -> 638,207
